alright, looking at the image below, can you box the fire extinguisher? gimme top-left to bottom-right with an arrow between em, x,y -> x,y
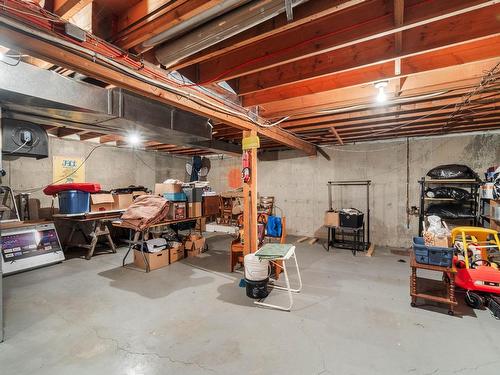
242,150 -> 251,183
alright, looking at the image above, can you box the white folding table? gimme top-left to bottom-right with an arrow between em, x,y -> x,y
254,243 -> 302,311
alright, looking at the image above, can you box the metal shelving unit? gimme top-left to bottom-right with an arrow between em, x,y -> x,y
326,180 -> 371,255
418,178 -> 480,235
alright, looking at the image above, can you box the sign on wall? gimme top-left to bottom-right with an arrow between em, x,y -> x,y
53,156 -> 85,184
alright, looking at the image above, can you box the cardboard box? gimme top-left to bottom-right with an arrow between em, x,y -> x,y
491,200 -> 500,221
196,217 -> 206,232
432,236 -> 450,248
169,243 -> 184,263
155,183 -> 182,196
188,202 -> 202,218
185,234 -> 206,257
90,193 -> 114,212
113,193 -> 133,210
182,187 -> 204,202
134,249 -> 169,271
167,201 -> 186,220
324,210 -> 340,227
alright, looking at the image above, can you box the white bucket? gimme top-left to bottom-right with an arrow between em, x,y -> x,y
244,253 -> 269,281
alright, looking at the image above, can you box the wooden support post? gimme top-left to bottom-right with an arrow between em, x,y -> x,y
242,130 -> 259,254
250,130 -> 258,253
242,131 -> 251,255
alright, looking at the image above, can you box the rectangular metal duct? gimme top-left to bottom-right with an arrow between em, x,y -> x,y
0,60 -> 213,148
106,88 -> 212,145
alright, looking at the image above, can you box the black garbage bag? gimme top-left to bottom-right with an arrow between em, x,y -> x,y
494,179 -> 500,200
426,164 -> 478,180
425,187 -> 472,201
426,203 -> 473,219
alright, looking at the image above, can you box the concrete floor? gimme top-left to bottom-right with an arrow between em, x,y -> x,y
1,234 -> 499,375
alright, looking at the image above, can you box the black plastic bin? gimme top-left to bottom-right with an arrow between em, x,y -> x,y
340,209 -> 364,228
245,278 -> 269,299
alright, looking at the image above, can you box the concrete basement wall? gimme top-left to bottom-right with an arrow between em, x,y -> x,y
209,132 -> 500,248
0,136 -> 187,211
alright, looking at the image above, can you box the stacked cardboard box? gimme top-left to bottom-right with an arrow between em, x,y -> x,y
184,234 -> 206,257
169,243 -> 185,263
134,249 -> 169,271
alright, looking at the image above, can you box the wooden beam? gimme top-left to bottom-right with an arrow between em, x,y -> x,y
259,60 -> 498,118
237,8 -> 500,95
114,0 -> 181,33
173,0 -> 367,71
194,0 -> 496,83
329,127 -> 344,145
393,0 -> 405,75
53,0 -> 91,19
242,35 -> 500,106
99,134 -> 121,143
78,132 -> 102,141
0,17 -> 316,155
113,0 -> 219,52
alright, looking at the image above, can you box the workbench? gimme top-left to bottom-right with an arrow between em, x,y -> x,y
53,210 -> 123,260
113,216 -> 205,272
410,252 -> 457,315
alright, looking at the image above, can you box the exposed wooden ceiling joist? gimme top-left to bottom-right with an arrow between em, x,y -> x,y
53,0 -> 92,19
192,0 -> 496,85
0,15 -> 316,155
173,0 -> 366,71
113,0 -> 221,52
242,35 -> 500,106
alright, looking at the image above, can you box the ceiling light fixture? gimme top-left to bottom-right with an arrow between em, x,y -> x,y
127,133 -> 141,146
374,81 -> 389,103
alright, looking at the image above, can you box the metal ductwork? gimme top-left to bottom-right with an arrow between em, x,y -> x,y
0,59 -> 218,149
155,0 -> 309,68
139,0 -> 250,52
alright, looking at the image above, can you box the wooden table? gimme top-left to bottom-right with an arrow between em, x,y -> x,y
53,210 -> 123,260
410,252 -> 457,315
113,216 -> 205,272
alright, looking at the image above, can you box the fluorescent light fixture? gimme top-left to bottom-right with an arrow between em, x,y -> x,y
374,81 -> 389,103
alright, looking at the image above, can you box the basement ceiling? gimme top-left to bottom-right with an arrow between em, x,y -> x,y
0,0 -> 499,156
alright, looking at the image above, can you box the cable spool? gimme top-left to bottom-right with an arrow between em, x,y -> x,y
244,253 -> 270,281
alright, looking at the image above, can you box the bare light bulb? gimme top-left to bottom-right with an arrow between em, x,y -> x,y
374,81 -> 389,104
376,87 -> 387,103
127,133 -> 141,145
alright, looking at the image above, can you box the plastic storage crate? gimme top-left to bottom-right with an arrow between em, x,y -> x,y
58,190 -> 90,214
412,237 -> 454,267
163,192 -> 187,201
339,209 -> 364,228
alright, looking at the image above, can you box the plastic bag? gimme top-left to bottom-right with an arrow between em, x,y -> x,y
425,187 -> 471,201
426,164 -> 478,180
266,216 -> 282,238
423,215 -> 450,246
426,204 -> 473,219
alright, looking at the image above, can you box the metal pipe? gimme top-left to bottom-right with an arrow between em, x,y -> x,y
155,0 -> 310,68
140,0 -> 250,50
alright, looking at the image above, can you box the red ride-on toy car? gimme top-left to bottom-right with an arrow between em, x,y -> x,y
450,227 -> 500,314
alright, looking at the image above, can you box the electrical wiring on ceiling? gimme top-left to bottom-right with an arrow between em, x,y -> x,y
0,0 -> 295,132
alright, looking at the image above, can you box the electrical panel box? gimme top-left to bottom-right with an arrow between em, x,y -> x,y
1,118 -> 49,159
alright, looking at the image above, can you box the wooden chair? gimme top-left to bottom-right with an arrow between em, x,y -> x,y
229,217 -> 287,276
230,238 -> 244,272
